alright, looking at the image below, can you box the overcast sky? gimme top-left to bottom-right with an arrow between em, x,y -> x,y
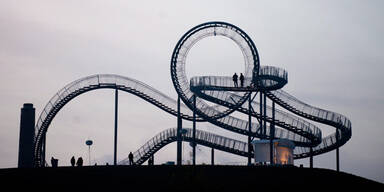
1,0 -> 383,183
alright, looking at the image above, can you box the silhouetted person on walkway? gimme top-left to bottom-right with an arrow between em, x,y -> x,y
76,157 -> 83,167
70,156 -> 76,167
51,157 -> 54,167
128,152 -> 134,165
240,73 -> 244,87
51,157 -> 58,168
233,73 -> 238,87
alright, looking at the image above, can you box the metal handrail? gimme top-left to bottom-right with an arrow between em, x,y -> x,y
119,127 -> 249,165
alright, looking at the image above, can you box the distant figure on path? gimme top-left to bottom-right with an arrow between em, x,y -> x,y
76,157 -> 83,167
70,156 -> 76,167
51,157 -> 58,168
128,152 -> 134,165
232,73 -> 238,87
240,73 -> 244,87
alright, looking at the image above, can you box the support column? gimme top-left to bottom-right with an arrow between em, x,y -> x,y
148,155 -> 154,165
310,147 -> 313,168
263,92 -> 267,138
336,148 -> 339,172
248,92 -> 252,165
259,92 -> 263,138
211,148 -> 214,165
336,129 -> 340,172
177,96 -> 182,165
18,103 -> 35,168
192,95 -> 196,166
114,88 -> 118,165
270,101 -> 275,165
42,132 -> 46,167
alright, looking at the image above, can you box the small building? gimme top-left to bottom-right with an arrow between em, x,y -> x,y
252,139 -> 295,165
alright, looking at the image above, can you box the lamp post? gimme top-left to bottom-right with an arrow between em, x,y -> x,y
85,139 -> 93,166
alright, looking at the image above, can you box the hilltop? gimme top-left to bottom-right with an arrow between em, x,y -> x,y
0,165 -> 381,191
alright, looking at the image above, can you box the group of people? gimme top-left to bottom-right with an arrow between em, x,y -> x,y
49,153 -> 136,167
70,156 -> 83,167
232,73 -> 245,87
49,156 -> 83,167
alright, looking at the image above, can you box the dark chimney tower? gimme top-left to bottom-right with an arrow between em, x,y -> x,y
18,103 -> 35,168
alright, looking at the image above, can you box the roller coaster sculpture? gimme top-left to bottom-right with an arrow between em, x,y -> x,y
33,22 -> 351,167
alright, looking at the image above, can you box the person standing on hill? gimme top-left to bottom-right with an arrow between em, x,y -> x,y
70,156 -> 76,167
51,157 -> 58,167
76,157 -> 83,167
128,152 -> 134,165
